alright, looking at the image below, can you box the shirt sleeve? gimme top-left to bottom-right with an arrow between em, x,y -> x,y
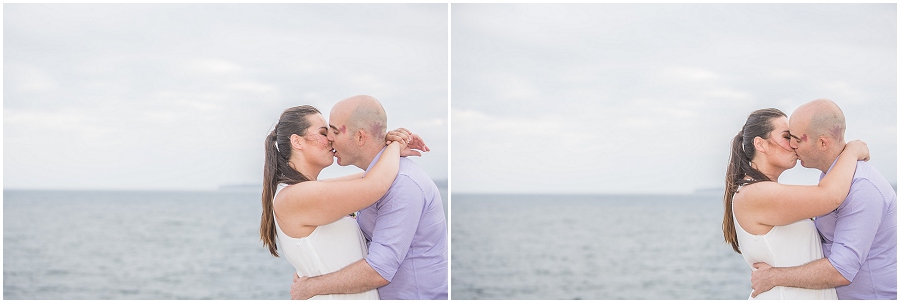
364,174 -> 424,282
826,178 -> 886,282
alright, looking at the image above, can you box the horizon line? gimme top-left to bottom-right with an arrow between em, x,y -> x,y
2,187 -> 700,194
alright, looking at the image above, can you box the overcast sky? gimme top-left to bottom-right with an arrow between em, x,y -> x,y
451,4 -> 897,194
4,4 -> 448,191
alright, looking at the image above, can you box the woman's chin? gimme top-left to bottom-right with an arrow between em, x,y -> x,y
787,159 -> 798,169
317,157 -> 334,168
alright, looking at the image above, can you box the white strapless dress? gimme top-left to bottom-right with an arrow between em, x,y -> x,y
274,183 -> 379,300
734,208 -> 837,300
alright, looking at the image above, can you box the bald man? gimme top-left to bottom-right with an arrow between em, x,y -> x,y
290,95 -> 448,300
750,99 -> 897,299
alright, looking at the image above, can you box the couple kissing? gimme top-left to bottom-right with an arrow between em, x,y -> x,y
260,95 -> 448,300
724,98 -> 896,300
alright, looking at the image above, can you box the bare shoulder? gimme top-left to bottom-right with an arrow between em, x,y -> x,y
733,182 -> 777,234
734,181 -> 778,207
275,182 -> 316,206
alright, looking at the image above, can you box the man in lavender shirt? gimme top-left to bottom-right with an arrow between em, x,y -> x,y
289,95 -> 448,300
751,99 -> 897,299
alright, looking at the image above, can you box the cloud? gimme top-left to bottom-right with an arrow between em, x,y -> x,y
702,89 -> 753,101
6,64 -> 58,92
232,81 -> 279,94
5,108 -> 86,133
666,66 -> 720,82
186,58 -> 243,74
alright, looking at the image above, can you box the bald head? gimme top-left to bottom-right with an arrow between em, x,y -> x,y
789,98 -> 847,172
791,98 -> 846,144
328,95 -> 389,169
332,94 -> 388,142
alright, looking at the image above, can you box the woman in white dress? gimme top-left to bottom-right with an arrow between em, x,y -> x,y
722,108 -> 869,300
259,105 -> 424,299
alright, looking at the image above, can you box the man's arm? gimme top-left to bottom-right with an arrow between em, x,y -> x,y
364,174 -> 425,283
751,178 -> 885,297
289,174 -> 425,299
823,179 -> 884,281
290,259 -> 388,300
750,259 -> 850,297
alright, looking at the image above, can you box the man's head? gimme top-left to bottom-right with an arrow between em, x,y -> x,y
327,95 -> 388,169
789,98 -> 847,172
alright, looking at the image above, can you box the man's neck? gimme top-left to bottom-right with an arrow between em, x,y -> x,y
356,144 -> 384,171
818,143 -> 846,173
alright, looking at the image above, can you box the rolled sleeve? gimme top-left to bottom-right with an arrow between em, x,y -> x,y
827,179 -> 885,282
364,175 -> 424,282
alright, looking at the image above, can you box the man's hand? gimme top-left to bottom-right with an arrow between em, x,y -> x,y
287,260 -> 386,299
291,272 -> 315,300
751,262 -> 777,298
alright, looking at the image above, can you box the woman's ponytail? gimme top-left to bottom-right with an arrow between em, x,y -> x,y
261,128 -> 282,257
723,130 -> 747,253
260,106 -> 321,257
722,108 -> 786,254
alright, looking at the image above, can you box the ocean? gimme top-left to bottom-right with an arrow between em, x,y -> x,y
3,187 -> 448,299
451,193 -> 750,300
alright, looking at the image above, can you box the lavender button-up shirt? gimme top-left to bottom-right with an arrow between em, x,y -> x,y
817,158 -> 897,299
360,148 -> 448,299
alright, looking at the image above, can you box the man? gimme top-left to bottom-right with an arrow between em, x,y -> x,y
290,95 -> 448,299
751,98 -> 897,299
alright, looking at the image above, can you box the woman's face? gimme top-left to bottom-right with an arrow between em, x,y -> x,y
766,116 -> 798,170
303,114 -> 335,168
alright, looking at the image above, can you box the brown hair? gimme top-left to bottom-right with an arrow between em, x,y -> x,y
260,105 -> 321,257
723,108 -> 786,254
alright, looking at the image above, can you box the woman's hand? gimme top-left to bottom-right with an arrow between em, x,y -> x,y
385,128 -> 430,157
844,140 -> 870,162
385,128 -> 410,145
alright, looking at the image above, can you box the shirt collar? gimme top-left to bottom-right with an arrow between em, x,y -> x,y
363,146 -> 388,176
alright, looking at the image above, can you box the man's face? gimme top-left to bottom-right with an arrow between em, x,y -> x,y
789,116 -> 818,169
328,110 -> 355,167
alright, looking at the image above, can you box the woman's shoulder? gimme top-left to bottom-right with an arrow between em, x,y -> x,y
274,181 -> 317,203
738,180 -> 778,192
274,182 -> 293,195
734,181 -> 779,204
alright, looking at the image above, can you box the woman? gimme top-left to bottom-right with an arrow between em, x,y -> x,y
722,108 -> 868,300
259,105 -> 421,300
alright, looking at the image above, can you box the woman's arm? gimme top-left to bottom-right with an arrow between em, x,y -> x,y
275,129 -> 422,228
277,141 -> 403,227
318,129 -> 420,182
320,172 -> 364,182
742,140 -> 869,226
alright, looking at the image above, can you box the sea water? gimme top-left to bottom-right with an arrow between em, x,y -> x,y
4,188 -> 448,299
451,193 -> 749,300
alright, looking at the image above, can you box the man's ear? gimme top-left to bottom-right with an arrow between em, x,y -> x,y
817,136 -> 829,151
290,134 -> 304,150
355,129 -> 367,147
